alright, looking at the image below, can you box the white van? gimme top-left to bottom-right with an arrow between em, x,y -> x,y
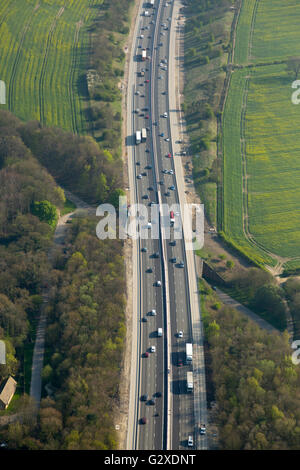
157,328 -> 162,337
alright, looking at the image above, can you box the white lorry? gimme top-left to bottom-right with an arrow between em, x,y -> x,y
187,372 -> 193,392
186,343 -> 192,363
136,130 -> 141,144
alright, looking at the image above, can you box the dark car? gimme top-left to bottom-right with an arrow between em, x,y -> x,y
170,240 -> 176,246
141,394 -> 148,401
141,247 -> 147,252
140,417 -> 147,424
148,399 -> 155,406
142,194 -> 149,199
154,391 -> 162,398
145,165 -> 152,169
148,186 -> 154,191
146,267 -> 153,273
152,252 -> 159,258
170,257 -> 176,263
144,351 -> 149,357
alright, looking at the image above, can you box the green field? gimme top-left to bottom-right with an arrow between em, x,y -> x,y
222,0 -> 300,270
0,0 -> 102,133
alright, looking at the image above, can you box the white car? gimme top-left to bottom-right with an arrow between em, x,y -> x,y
200,424 -> 206,435
150,309 -> 157,316
188,435 -> 193,447
156,280 -> 162,287
163,112 -> 168,118
178,331 -> 183,338
150,346 -> 156,353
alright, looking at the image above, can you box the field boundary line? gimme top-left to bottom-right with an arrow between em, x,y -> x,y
68,19 -> 83,134
247,0 -> 259,62
217,1 -> 242,230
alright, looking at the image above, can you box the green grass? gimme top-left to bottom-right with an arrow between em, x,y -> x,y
222,0 -> 300,270
222,69 -> 275,267
245,66 -> 300,258
234,0 -> 300,65
0,0 -> 101,133
233,0 -> 257,65
250,0 -> 300,63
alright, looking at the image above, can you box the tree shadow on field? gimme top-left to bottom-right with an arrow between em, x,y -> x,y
77,73 -> 89,100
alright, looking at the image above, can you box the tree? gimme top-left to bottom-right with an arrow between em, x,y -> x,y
226,260 -> 235,270
108,188 -> 126,210
31,200 -> 58,228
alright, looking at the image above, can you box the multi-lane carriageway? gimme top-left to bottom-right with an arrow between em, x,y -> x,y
126,0 -> 208,451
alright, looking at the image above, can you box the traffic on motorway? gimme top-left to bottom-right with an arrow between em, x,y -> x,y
128,0 -> 207,451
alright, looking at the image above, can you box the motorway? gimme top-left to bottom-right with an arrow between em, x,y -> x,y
126,0 -> 207,451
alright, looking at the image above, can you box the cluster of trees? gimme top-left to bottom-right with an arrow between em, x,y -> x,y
0,111 -> 66,387
282,278 -> 300,339
42,217 -> 125,449
201,279 -> 300,450
227,268 -> 287,331
183,0 -> 234,226
19,121 -> 122,205
0,107 -> 126,449
87,0 -> 134,154
0,217 -> 126,449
